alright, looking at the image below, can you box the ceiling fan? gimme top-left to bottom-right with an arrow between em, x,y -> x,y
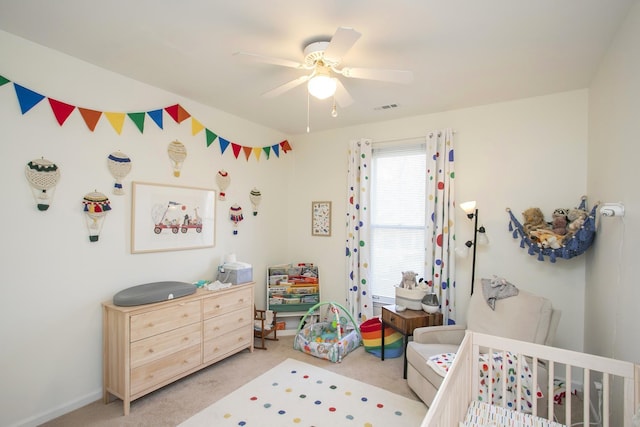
233,27 -> 414,111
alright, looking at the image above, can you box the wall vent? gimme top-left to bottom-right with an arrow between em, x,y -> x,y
374,103 -> 399,111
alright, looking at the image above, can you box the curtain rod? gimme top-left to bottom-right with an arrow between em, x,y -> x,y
373,130 -> 457,145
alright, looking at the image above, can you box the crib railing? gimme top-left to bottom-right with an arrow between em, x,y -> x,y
421,331 -> 639,427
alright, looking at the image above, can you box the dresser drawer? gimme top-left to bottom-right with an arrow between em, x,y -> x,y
203,287 -> 252,318
203,306 -> 252,340
203,328 -> 252,363
130,323 -> 201,369
130,344 -> 201,396
130,300 -> 201,342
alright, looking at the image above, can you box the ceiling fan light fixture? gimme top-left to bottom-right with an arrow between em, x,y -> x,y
307,67 -> 337,100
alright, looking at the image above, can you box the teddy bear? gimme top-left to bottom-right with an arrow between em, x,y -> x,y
551,208 -> 568,235
566,208 -> 588,235
522,207 -> 551,237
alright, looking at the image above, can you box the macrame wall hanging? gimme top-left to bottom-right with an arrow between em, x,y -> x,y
249,188 -> 262,216
229,204 -> 244,235
506,196 -> 598,263
107,151 -> 132,195
216,170 -> 230,200
25,157 -> 60,211
167,140 -> 187,177
82,190 -> 111,242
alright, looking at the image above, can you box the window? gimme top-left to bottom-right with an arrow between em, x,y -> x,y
370,142 -> 426,304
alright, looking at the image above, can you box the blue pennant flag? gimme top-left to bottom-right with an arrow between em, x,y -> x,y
14,83 -> 45,114
219,137 -> 230,154
147,109 -> 163,129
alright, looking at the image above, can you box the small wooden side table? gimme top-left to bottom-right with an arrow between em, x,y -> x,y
381,304 -> 443,378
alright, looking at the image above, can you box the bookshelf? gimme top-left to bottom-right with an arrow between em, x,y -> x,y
267,263 -> 319,332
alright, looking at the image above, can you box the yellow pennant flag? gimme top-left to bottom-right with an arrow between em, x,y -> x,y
105,112 -> 126,135
191,117 -> 205,136
252,147 -> 262,161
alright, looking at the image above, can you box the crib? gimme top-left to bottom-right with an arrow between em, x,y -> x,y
421,331 -> 639,427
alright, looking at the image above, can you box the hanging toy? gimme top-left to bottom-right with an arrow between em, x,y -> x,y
167,140 -> 187,177
25,157 -> 60,211
249,188 -> 262,216
229,204 -> 244,235
107,151 -> 132,195
82,190 -> 111,242
216,170 -> 230,201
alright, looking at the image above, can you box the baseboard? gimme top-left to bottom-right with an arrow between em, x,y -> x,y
10,389 -> 102,427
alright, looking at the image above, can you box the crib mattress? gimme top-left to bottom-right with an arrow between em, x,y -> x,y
462,401 -> 565,427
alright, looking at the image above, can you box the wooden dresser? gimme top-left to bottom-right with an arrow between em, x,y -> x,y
102,282 -> 254,415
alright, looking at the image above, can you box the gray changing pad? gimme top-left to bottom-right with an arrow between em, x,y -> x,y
113,281 -> 197,306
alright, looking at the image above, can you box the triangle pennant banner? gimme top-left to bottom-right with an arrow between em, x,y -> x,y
242,146 -> 253,161
263,146 -> 271,159
105,112 -> 126,135
48,98 -> 76,126
14,83 -> 45,114
252,147 -> 262,161
165,104 -> 191,123
79,108 -> 102,131
231,143 -> 242,159
127,112 -> 145,133
272,144 -> 280,158
147,109 -> 163,129
0,75 -> 10,87
219,137 -> 230,154
191,117 -> 205,135
280,140 -> 292,153
205,129 -> 218,147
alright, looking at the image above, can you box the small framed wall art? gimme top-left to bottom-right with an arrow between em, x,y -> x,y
311,201 -> 331,237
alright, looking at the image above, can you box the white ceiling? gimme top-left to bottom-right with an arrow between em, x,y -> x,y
0,0 -> 636,135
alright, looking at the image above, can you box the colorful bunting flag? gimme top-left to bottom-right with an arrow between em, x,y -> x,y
48,98 -> 75,126
79,108 -> 102,131
14,83 -> 45,114
3,75 -> 292,161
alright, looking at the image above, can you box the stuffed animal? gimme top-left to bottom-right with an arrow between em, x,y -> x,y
566,208 -> 588,235
522,207 -> 551,237
530,229 -> 564,249
399,271 -> 418,289
551,208 -> 568,235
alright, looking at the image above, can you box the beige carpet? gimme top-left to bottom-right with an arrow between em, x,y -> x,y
41,336 -> 415,426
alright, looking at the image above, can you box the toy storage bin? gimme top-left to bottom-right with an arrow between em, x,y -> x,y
360,317 -> 403,358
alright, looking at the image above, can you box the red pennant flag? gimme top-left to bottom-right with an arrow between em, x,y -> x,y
280,140 -> 292,153
231,143 -> 242,159
165,104 -> 191,123
78,108 -> 102,131
243,146 -> 253,161
48,98 -> 76,126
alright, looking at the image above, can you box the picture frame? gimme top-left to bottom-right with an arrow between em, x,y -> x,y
131,182 -> 216,253
311,201 -> 331,237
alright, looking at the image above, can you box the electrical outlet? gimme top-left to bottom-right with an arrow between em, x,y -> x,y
595,381 -> 603,391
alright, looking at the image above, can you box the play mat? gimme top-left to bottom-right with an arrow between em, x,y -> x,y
293,302 -> 362,363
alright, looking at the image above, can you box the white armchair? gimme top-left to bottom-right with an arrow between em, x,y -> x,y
406,288 -> 561,406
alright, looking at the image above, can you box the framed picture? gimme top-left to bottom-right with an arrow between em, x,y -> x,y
131,182 -> 216,253
311,201 -> 331,236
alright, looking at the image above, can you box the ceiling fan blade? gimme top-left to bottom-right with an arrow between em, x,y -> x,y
340,67 -> 414,84
261,75 -> 310,98
322,27 -> 362,65
233,51 -> 305,69
334,79 -> 354,108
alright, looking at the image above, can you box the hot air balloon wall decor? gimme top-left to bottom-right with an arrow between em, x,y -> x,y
82,190 -> 111,242
167,140 -> 187,177
216,170 -> 230,201
229,204 -> 244,235
249,188 -> 262,216
131,182 -> 216,253
107,151 -> 132,195
25,157 -> 60,211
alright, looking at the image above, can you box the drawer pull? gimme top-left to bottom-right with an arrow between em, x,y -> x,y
390,316 -> 395,322
148,348 -> 154,353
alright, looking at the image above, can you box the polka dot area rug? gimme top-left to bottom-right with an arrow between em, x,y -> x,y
178,358 -> 427,427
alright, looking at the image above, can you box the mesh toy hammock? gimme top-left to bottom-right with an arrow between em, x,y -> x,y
293,302 -> 362,363
506,197 -> 598,263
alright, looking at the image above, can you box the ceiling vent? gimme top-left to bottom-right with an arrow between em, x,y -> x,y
374,103 -> 399,111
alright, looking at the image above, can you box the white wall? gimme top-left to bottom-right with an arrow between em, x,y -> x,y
288,90 -> 589,353
0,31 -> 292,427
586,1 -> 640,363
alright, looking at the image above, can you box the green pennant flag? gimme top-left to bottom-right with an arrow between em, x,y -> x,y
262,146 -> 271,159
0,75 -> 9,87
205,129 -> 218,147
127,112 -> 145,133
